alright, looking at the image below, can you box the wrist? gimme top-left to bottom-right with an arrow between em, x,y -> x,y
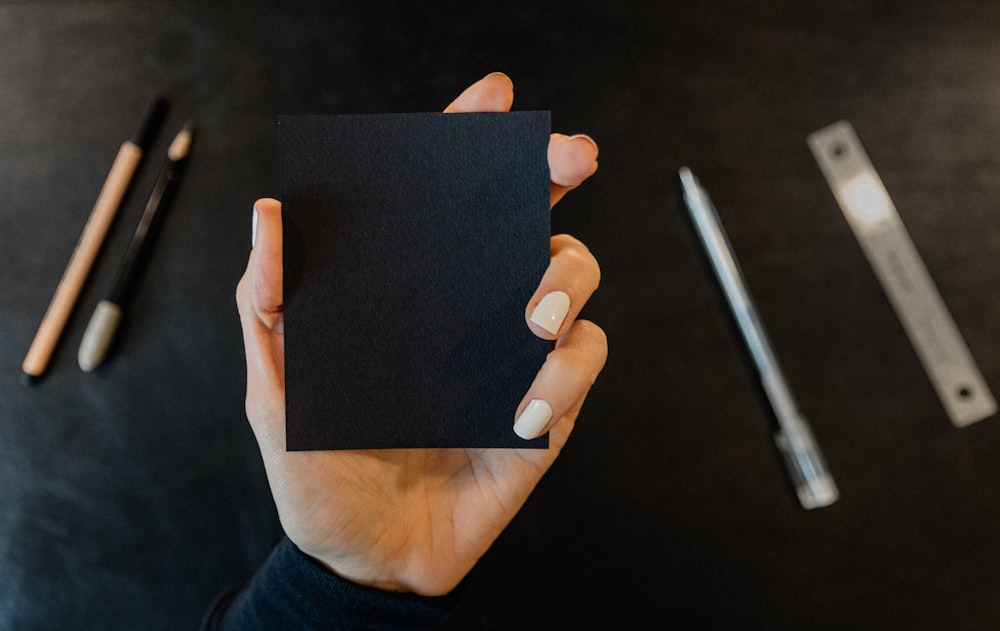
302,547 -> 468,597
304,549 -> 413,594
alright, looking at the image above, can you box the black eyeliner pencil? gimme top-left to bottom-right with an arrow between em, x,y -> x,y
78,122 -> 196,372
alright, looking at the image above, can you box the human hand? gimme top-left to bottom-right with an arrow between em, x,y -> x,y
235,72 -> 607,596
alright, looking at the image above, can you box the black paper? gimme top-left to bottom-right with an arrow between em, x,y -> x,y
280,112 -> 551,450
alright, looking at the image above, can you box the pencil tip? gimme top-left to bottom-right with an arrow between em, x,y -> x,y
20,372 -> 38,387
167,123 -> 196,161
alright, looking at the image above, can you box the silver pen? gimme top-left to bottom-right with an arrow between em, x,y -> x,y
679,167 -> 839,510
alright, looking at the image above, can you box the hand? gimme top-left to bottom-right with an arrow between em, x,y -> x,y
235,72 -> 607,596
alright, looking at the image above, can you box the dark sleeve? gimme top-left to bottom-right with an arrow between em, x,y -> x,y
201,537 -> 461,631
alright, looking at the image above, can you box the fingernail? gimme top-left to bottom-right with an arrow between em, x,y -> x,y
514,399 -> 553,440
251,206 -> 258,248
483,71 -> 513,87
530,291 -> 570,335
569,134 -> 599,158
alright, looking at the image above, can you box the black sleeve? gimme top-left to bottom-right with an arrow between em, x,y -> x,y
201,537 -> 461,631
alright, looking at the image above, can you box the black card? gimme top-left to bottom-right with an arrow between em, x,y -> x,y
280,112 -> 551,450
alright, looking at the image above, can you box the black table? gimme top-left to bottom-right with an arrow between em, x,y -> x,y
3,1 -> 1000,628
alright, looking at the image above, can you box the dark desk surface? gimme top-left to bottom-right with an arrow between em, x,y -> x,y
3,1 -> 1000,629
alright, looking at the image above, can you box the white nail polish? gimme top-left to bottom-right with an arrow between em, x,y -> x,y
514,399 -> 553,440
530,291 -> 570,335
252,206 -> 258,248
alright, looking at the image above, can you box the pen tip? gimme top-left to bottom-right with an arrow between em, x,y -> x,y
678,166 -> 698,190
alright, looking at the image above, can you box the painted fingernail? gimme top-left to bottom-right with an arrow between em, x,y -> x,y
530,291 -> 570,335
251,206 -> 258,248
514,399 -> 553,440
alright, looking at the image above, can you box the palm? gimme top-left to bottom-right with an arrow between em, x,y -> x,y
260,377 -> 575,594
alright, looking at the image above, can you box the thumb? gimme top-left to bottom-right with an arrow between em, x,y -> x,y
236,198 -> 286,451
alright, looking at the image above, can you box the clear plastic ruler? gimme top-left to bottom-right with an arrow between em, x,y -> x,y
808,121 -> 996,427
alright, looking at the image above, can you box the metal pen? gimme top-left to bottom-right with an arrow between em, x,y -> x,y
679,167 -> 839,509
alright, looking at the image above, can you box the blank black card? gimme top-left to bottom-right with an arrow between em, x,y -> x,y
280,112 -> 551,450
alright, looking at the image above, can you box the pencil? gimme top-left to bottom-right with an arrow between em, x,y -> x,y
78,122 -> 196,372
21,97 -> 168,381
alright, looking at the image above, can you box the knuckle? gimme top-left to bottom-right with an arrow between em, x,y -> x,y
550,233 -> 584,253
551,320 -> 608,386
236,273 -> 252,309
576,320 -> 609,359
551,235 -> 600,281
